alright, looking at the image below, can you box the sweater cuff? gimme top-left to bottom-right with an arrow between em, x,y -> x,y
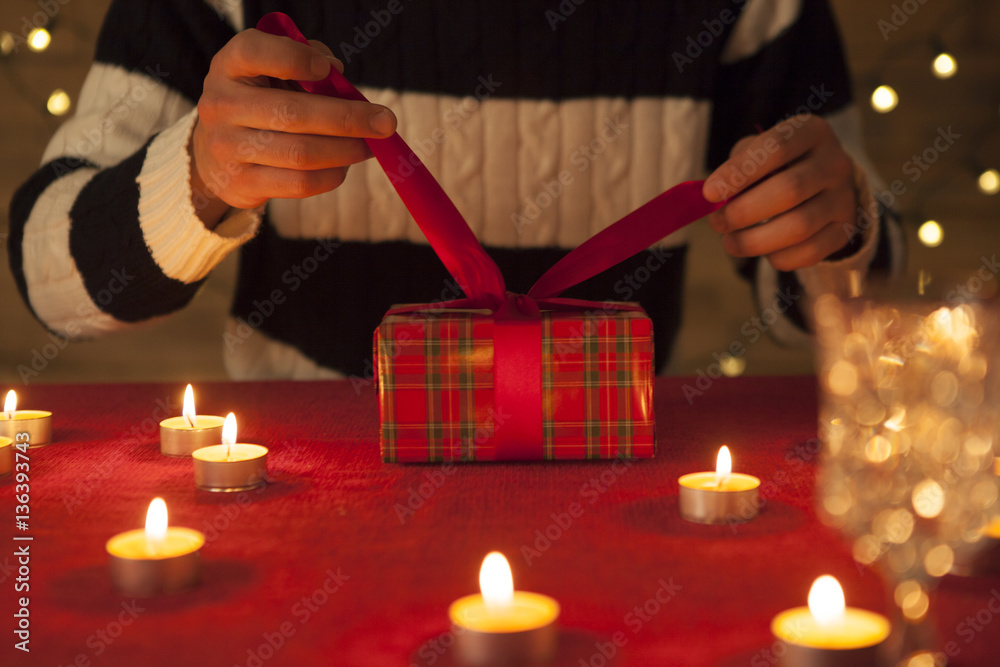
794,157 -> 880,301
137,108 -> 262,283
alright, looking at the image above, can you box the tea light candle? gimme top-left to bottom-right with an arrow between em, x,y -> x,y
192,413 -> 267,492
449,552 -> 560,666
0,390 -> 52,448
160,385 -> 224,457
678,446 -> 761,524
106,498 -> 205,597
0,437 -> 12,477
770,575 -> 890,667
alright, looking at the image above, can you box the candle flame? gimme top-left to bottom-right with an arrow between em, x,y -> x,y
182,384 -> 197,428
715,446 -> 732,486
222,412 -> 237,458
145,497 -> 168,555
808,575 -> 846,625
479,551 -> 514,610
4,390 -> 15,418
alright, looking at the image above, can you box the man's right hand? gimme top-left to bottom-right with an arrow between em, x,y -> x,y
189,29 -> 397,228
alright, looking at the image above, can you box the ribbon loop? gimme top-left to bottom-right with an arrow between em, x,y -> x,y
258,12 -> 725,460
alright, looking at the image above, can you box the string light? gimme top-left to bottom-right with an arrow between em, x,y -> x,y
871,85 -> 898,113
46,89 -> 71,116
931,53 -> 956,79
977,169 -> 999,195
27,27 -> 51,53
917,220 -> 943,247
0,31 -> 15,56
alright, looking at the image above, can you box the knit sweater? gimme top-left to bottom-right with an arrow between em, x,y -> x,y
8,0 -> 902,380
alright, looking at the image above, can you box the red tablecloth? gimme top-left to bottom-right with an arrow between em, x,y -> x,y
1,377 -> 997,667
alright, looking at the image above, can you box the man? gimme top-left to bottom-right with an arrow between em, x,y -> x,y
8,0 -> 901,379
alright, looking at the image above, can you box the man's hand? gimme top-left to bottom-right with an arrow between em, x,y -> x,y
702,115 -> 858,272
189,29 -> 397,228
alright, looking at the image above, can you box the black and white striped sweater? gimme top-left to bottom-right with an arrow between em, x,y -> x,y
8,0 -> 902,379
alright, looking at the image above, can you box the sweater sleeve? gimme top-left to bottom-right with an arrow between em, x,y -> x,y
707,0 -> 904,346
6,0 -> 260,339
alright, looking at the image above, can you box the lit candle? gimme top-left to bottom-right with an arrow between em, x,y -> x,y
159,385 -> 224,457
0,437 -> 12,477
449,552 -> 560,666
678,446 -> 761,524
0,390 -> 52,448
770,575 -> 890,667
106,498 -> 205,597
192,413 -> 268,492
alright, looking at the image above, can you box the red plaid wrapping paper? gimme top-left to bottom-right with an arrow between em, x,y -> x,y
375,306 -> 655,462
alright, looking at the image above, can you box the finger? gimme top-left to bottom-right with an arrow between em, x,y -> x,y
764,218 -> 855,272
221,29 -> 333,82
709,158 -> 829,233
720,187 -> 853,258
237,164 -> 350,202
224,85 -> 397,137
703,115 -> 826,202
307,39 -> 344,73
233,129 -> 373,169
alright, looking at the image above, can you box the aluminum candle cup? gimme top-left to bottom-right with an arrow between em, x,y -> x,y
0,437 -> 12,477
449,552 -> 560,666
0,412 -> 52,448
770,576 -> 891,667
192,444 -> 268,492
106,499 -> 204,597
770,607 -> 891,667
159,415 -> 224,457
678,472 -> 761,525
449,592 -> 560,665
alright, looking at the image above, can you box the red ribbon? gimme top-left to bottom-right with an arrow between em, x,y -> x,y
257,13 -> 724,460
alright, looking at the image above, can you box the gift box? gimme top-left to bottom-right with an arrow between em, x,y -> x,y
375,306 -> 655,462
258,12 -> 724,464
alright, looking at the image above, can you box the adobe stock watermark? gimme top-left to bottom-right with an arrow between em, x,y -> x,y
511,114 -> 628,233
545,0 -> 587,31
520,455 -> 633,566
578,577 -> 682,667
671,1 -> 747,73
235,568 -> 350,667
17,267 -> 134,383
681,286 -> 800,404
349,277 -> 466,395
54,600 -> 146,665
849,126 -> 960,244
336,0 -> 408,64
61,394 -> 179,514
708,100 -> 836,202
385,75 -> 502,185
942,588 -> 1000,660
49,66 -> 169,178
877,0 -> 931,41
224,238 -> 341,352
2,0 -> 71,55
